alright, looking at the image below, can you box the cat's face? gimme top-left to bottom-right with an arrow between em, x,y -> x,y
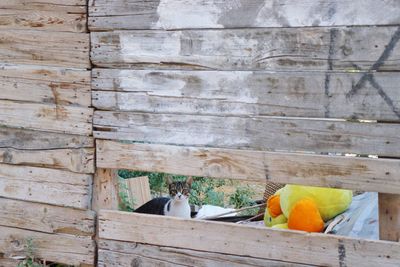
168,176 -> 193,202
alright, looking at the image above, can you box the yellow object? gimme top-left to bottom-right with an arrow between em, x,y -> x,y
264,184 -> 352,232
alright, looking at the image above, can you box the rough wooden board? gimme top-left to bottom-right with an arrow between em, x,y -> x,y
119,176 -> 151,209
92,69 -> 400,121
0,10 -> 86,32
98,240 -> 312,267
0,147 -> 94,173
0,198 -> 95,236
91,26 -> 400,71
0,164 -> 92,209
98,210 -> 400,267
0,258 -> 23,267
88,0 -> 400,30
0,100 -> 92,135
0,225 -> 94,266
0,30 -> 90,68
92,169 -> 119,212
0,127 -> 93,149
97,140 -> 400,194
1,0 -> 86,12
94,112 -> 400,157
379,193 -> 400,242
0,65 -> 91,107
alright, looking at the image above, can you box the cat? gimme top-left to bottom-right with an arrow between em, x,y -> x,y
134,176 -> 193,219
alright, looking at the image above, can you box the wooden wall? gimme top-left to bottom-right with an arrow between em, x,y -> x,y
0,1 -> 95,265
90,0 -> 400,266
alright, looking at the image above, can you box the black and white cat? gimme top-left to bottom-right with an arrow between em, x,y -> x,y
134,176 -> 193,219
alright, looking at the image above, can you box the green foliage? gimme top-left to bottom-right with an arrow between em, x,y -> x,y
117,178 -> 135,212
118,170 -> 259,214
17,238 -> 43,267
229,186 -> 258,216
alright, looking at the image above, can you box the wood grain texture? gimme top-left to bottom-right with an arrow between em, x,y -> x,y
88,0 -> 400,30
98,210 -> 400,267
92,69 -> 400,121
97,140 -> 400,194
0,225 -> 94,266
0,65 -> 90,107
1,0 -> 86,12
0,164 -> 92,209
91,26 -> 400,71
119,176 -> 151,209
94,112 -> 400,157
0,30 -> 89,68
0,9 -> 86,33
92,169 -> 119,212
98,239 -> 311,267
0,100 -> 92,135
379,193 -> 400,242
0,147 -> 94,173
0,127 -> 93,149
0,198 -> 95,236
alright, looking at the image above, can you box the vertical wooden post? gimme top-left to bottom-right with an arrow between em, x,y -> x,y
379,193 -> 400,241
92,168 -> 120,212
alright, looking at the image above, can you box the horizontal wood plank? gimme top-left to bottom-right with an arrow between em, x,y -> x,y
0,164 -> 92,209
88,0 -> 400,30
98,210 -> 400,267
97,140 -> 400,194
0,198 -> 95,236
0,127 -> 93,149
94,112 -> 400,157
0,225 -> 94,266
0,147 -> 94,173
1,0 -> 86,12
0,30 -> 90,68
91,26 -> 400,71
0,100 -> 92,135
98,240 -> 311,267
92,69 -> 400,121
0,9 -> 86,33
0,65 -> 90,107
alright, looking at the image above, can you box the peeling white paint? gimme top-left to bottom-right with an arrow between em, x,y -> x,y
155,0 -> 224,29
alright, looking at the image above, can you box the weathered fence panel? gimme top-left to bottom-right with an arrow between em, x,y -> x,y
89,0 -> 400,30
91,0 -> 400,265
91,27 -> 400,71
92,69 -> 400,121
0,0 -> 95,265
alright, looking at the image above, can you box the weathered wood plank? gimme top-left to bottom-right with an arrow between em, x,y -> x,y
0,10 -> 86,32
1,65 -> 90,107
0,198 -> 95,236
98,240 -> 312,267
0,127 -> 93,149
0,258 -> 23,267
0,100 -> 92,135
0,164 -> 92,209
98,210 -> 400,267
0,30 -> 89,68
92,169 -> 119,212
1,0 -> 86,12
92,69 -> 400,121
88,0 -> 400,30
0,147 -> 94,173
0,225 -> 94,266
94,112 -> 400,157
379,193 -> 400,242
97,140 -> 400,194
91,26 -> 400,71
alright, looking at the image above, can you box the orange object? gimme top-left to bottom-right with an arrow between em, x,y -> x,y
287,198 -> 324,232
267,194 -> 283,218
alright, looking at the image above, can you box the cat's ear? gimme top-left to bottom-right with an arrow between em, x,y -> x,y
186,176 -> 193,187
166,175 -> 173,185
